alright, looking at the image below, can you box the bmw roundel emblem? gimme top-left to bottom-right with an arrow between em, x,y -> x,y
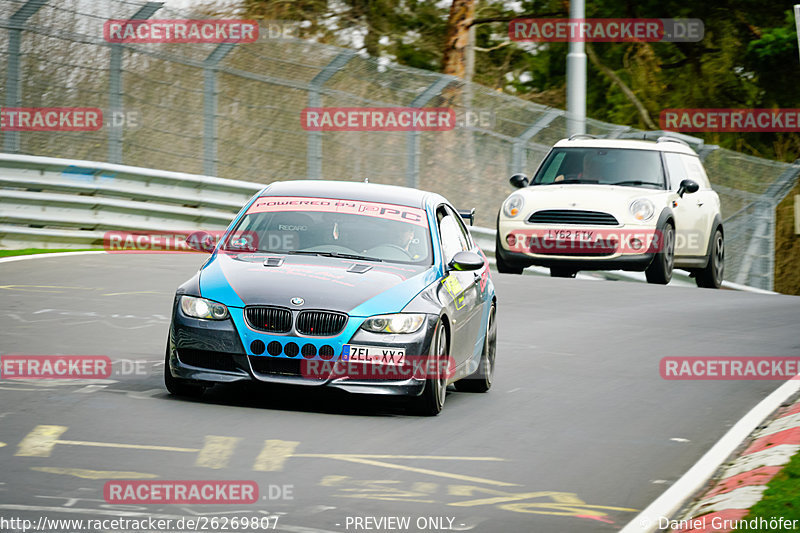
290,297 -> 304,306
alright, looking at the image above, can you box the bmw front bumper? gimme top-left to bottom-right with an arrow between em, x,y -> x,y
167,298 -> 439,397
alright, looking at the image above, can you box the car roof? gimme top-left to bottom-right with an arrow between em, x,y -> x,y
257,180 -> 439,209
553,138 -> 699,156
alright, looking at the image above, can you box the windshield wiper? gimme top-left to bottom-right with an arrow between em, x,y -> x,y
608,180 -> 662,188
286,250 -> 383,262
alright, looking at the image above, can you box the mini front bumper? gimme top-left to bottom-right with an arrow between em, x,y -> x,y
496,222 -> 658,271
167,300 -> 439,397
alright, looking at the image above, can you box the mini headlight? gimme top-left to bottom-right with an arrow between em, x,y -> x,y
360,313 -> 425,334
180,295 -> 229,320
502,194 -> 525,218
629,198 -> 655,221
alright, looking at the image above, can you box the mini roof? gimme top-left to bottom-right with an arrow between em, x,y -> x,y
553,137 -> 698,155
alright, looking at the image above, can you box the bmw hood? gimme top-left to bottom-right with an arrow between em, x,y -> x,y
198,252 -> 437,316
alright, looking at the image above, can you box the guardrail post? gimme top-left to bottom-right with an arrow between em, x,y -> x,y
306,51 -> 355,179
108,2 -> 162,164
405,77 -> 453,188
510,108 -> 562,174
203,43 -> 236,177
3,0 -> 48,154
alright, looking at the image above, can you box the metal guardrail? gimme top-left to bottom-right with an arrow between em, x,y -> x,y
0,154 -> 261,248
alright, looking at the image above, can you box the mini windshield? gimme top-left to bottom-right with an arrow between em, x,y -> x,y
222,196 -> 432,265
532,148 -> 666,189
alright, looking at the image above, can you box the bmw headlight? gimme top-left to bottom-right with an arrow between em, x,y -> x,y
180,295 -> 229,320
360,313 -> 425,334
502,194 -> 525,218
629,198 -> 655,221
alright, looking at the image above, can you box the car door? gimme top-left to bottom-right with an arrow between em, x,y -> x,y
680,154 -> 718,257
663,152 -> 704,257
436,206 -> 483,368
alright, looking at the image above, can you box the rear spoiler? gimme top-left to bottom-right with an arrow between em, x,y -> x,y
459,208 -> 475,226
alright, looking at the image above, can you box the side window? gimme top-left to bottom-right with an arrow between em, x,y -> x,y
447,206 -> 473,250
540,152 -> 567,183
680,155 -> 711,189
663,152 -> 687,191
438,208 -> 469,263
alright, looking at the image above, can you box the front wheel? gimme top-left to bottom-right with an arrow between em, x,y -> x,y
495,235 -> 524,274
409,320 -> 449,416
645,223 -> 674,285
164,344 -> 206,398
455,303 -> 496,393
695,229 -> 724,289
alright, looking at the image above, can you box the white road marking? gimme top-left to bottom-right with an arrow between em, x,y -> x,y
0,251 -> 106,265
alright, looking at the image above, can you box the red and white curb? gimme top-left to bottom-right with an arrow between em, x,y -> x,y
666,399 -> 800,532
621,378 -> 800,533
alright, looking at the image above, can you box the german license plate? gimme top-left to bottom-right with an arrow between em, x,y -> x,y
342,345 -> 406,365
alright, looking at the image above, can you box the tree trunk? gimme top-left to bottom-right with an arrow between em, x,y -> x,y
441,0 -> 475,77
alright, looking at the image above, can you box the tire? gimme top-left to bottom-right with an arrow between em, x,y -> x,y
495,234 -> 524,274
695,229 -> 724,289
409,320 -> 449,416
164,344 -> 206,398
550,267 -> 577,278
455,303 -> 496,393
645,223 -> 674,285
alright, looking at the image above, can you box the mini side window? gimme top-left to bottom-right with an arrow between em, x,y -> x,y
680,155 -> 711,189
663,152 -> 688,190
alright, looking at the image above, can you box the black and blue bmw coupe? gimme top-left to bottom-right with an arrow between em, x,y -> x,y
165,180 -> 496,415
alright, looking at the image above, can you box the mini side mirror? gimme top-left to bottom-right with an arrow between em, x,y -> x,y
677,179 -> 700,197
509,174 -> 529,189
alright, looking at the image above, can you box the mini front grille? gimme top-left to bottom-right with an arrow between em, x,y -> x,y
245,306 -> 292,333
528,210 -> 619,226
178,349 -> 238,372
296,311 -> 348,336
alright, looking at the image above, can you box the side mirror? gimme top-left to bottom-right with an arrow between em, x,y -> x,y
186,230 -> 217,253
448,250 -> 484,272
509,174 -> 529,189
458,208 -> 476,226
677,179 -> 700,197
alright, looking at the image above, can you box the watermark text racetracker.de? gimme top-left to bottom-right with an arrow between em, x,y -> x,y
104,19 -> 258,43
509,18 -> 703,42
661,108 -> 800,132
660,357 -> 800,380
0,355 -> 111,379
504,228 -> 665,255
102,230 -> 286,253
301,108 -> 455,132
0,107 -> 140,131
301,355 -> 457,380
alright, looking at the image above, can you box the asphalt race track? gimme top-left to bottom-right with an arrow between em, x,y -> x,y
1,253 -> 799,533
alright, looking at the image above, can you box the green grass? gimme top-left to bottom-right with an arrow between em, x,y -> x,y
741,450 -> 800,531
0,248 -> 101,258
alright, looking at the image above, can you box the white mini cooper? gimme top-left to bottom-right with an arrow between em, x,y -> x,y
495,136 -> 724,288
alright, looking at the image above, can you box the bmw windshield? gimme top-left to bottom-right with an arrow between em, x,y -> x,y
532,148 -> 666,189
222,196 -> 433,265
